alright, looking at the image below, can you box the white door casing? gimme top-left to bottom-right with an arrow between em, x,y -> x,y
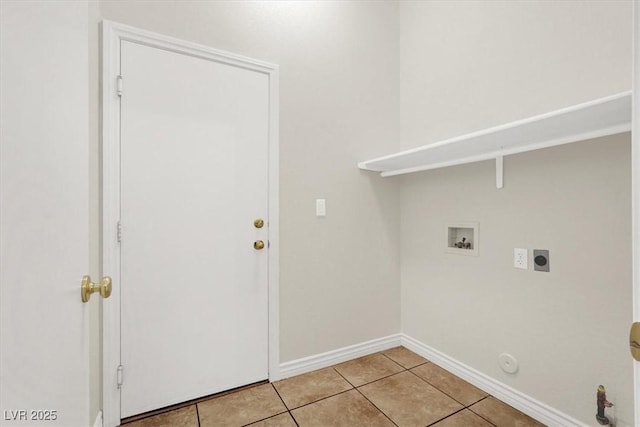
633,1 -> 640,424
102,21 -> 280,426
0,2 -> 90,426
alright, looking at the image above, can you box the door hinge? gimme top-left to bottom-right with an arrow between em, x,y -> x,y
117,221 -> 122,243
117,365 -> 124,388
117,75 -> 123,97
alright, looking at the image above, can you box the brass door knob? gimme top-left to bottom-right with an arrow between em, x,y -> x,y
81,275 -> 112,303
254,218 -> 264,229
631,322 -> 640,361
254,240 -> 265,250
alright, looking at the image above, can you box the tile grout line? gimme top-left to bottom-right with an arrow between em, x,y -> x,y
241,412 -> 291,427
330,350 -> 408,389
356,361 -> 463,427
467,396 -> 499,427
332,368 -> 407,389
270,382 -> 288,409
287,352 -> 496,427
377,352 -> 412,371
379,351 -> 430,371
354,351 -> 488,427
331,351 -> 435,426
330,366 -> 357,388
289,411 -> 300,427
405,369 -> 498,425
121,380 -> 269,425
425,407 -> 468,427
282,386 -> 355,412
354,387 -> 400,427
406,368 -> 479,409
240,410 -> 289,427
406,362 -> 494,411
130,349 -> 515,427
234,384 -> 290,427
332,366 -> 400,427
268,383 -> 300,427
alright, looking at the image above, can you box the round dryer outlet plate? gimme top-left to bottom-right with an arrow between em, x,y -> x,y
498,353 -> 519,374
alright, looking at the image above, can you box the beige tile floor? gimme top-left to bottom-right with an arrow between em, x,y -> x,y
122,347 -> 545,427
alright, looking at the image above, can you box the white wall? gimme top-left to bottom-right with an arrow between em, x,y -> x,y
399,1 -> 633,425
91,0 -> 401,364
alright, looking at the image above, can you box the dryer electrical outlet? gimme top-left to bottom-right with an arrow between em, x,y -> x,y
533,249 -> 550,272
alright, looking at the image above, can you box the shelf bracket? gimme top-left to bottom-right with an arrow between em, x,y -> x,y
496,156 -> 504,189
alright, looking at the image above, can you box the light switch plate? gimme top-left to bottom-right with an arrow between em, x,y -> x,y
316,199 -> 326,217
514,248 -> 528,269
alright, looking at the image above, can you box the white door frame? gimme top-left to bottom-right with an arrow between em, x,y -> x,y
101,20 -> 280,427
633,1 -> 639,424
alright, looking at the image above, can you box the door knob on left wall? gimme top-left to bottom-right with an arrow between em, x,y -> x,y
81,275 -> 112,303
630,322 -> 640,361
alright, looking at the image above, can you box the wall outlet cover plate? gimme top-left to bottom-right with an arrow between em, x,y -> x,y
514,248 -> 528,269
533,249 -> 549,272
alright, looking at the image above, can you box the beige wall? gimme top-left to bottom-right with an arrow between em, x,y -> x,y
89,2 -> 635,424
399,0 -> 632,148
398,1 -> 633,425
91,1 -> 401,364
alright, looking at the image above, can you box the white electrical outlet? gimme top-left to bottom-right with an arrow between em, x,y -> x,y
514,248 -> 528,269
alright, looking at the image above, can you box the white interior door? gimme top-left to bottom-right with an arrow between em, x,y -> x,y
119,40 -> 270,417
0,2 -> 90,426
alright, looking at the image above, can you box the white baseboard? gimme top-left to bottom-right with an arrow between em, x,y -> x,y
276,333 -> 587,426
277,334 -> 402,380
400,334 -> 587,427
93,410 -> 103,427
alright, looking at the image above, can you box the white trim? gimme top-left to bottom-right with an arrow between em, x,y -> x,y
401,334 -> 587,427
360,91 -> 631,178
277,333 -> 587,425
259,343 -> 601,427
93,411 -> 103,427
377,124 -> 631,177
267,64 -> 281,387
101,20 -> 122,427
632,1 -> 640,423
101,20 -> 279,427
277,334 -> 402,380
